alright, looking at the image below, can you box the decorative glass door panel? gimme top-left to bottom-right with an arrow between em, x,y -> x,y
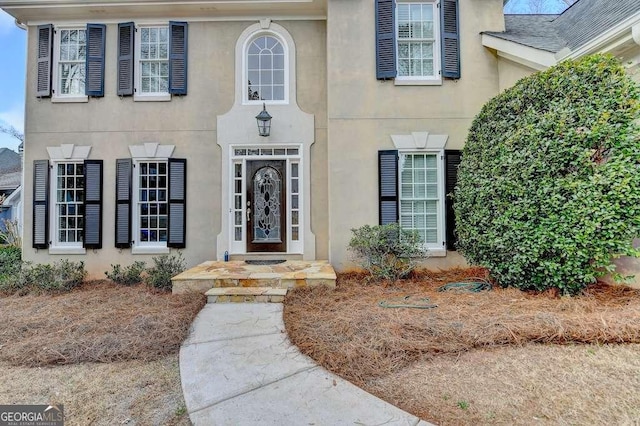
247,160 -> 287,252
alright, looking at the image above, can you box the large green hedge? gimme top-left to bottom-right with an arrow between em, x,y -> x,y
454,54 -> 640,294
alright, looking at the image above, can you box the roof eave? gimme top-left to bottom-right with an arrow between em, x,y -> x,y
482,33 -> 558,70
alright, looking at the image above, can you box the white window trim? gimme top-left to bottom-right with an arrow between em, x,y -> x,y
398,149 -> 446,256
134,23 -> 172,102
52,25 -> 89,103
394,0 -> 443,86
234,21 -> 297,107
47,144 -> 91,254
242,30 -> 290,106
131,157 -> 171,254
228,144 -> 303,255
49,159 -> 86,254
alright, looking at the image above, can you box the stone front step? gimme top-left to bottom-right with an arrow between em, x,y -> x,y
172,260 -> 336,294
205,287 -> 288,303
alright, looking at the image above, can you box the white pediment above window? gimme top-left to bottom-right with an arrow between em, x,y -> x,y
391,132 -> 448,150
129,143 -> 175,159
47,144 -> 91,160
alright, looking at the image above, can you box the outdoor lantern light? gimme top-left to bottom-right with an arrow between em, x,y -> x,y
255,103 -> 272,137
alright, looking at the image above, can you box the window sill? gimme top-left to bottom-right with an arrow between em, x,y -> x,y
51,96 -> 89,103
134,94 -> 171,102
131,246 -> 170,255
394,78 -> 442,86
242,99 -> 289,106
49,247 -> 86,255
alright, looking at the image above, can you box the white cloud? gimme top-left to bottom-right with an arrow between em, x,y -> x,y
0,10 -> 15,35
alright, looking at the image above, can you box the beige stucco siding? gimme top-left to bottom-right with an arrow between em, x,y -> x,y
326,0 -> 504,270
496,56 -> 536,92
23,19 -> 328,277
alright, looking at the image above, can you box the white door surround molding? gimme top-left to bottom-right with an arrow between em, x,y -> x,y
216,20 -> 315,260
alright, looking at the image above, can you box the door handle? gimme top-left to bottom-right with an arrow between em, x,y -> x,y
246,207 -> 251,222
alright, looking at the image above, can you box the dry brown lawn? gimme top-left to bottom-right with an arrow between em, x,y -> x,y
0,281 -> 205,424
284,268 -> 640,425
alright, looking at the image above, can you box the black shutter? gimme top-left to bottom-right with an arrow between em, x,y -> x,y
379,150 -> 399,225
168,22 -> 188,95
441,0 -> 461,79
445,150 -> 462,250
168,158 -> 186,248
36,24 -> 53,97
115,159 -> 132,248
83,160 -> 103,249
85,24 -> 106,97
33,160 -> 49,248
117,22 -> 135,96
375,0 -> 396,79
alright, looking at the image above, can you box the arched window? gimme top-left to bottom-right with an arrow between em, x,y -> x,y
246,35 -> 285,102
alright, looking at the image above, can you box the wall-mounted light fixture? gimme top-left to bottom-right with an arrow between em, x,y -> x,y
255,103 -> 272,137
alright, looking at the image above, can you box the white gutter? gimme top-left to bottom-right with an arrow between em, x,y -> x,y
14,18 -> 26,29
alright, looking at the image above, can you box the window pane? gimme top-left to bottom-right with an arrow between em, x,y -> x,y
273,54 -> 284,69
273,71 -> 284,85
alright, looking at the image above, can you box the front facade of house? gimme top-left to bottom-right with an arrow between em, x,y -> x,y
1,0 -> 638,280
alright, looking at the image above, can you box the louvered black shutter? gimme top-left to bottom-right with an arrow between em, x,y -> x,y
445,150 -> 462,250
33,160 -> 49,248
168,22 -> 188,95
115,159 -> 132,248
379,150 -> 399,225
85,24 -> 106,97
36,25 -> 53,97
168,158 -> 186,248
117,22 -> 135,96
441,0 -> 461,79
83,160 -> 103,249
375,0 -> 396,79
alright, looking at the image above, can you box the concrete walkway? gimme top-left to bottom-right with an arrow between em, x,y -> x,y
180,303 -> 434,425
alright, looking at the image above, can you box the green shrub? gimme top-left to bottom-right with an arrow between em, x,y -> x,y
348,223 -> 428,282
144,252 -> 186,291
105,261 -> 146,285
454,54 -> 640,295
2,259 -> 87,294
0,246 -> 21,281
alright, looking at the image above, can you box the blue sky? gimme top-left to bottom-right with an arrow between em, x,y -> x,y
0,10 -> 26,152
0,0 -> 572,153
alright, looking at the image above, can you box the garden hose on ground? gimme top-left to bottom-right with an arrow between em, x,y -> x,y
378,278 -> 492,309
378,296 -> 438,309
437,278 -> 492,293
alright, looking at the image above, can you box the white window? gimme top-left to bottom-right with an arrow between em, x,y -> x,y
399,152 -> 445,249
135,25 -> 170,100
396,2 -> 440,82
52,162 -> 84,248
133,160 -> 169,249
246,35 -> 286,102
53,28 -> 87,100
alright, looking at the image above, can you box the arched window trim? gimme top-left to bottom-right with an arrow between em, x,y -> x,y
237,23 -> 295,106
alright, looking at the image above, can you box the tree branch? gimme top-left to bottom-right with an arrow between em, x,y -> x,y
0,122 -> 24,143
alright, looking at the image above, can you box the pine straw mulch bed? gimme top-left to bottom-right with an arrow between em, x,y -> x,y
0,280 -> 205,367
284,267 -> 640,387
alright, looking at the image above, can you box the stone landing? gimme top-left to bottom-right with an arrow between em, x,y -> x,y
171,260 -> 336,298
